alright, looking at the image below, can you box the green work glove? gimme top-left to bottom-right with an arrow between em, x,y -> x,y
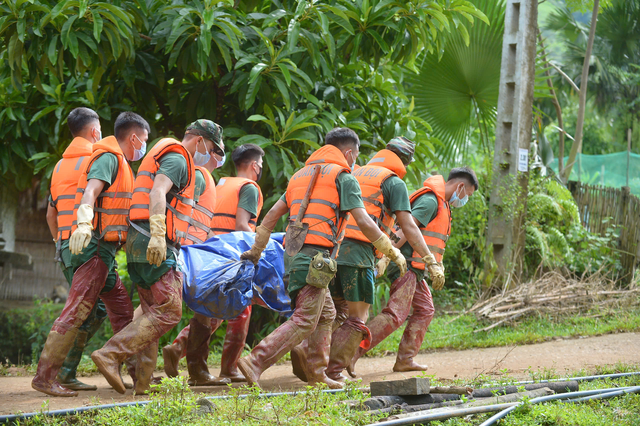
69,204 -> 94,255
147,214 -> 167,267
372,234 -> 407,277
240,225 -> 272,265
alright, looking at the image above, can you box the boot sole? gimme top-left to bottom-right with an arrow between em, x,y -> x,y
91,352 -> 126,394
60,383 -> 98,391
219,374 -> 247,383
31,381 -> 78,397
392,364 -> 428,372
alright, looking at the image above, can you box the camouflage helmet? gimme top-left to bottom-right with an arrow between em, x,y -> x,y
185,119 -> 224,155
387,136 -> 416,165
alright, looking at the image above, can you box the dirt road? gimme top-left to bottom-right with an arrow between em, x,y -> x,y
2,332 -> 639,416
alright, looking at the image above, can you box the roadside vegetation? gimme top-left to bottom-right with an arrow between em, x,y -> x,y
13,364 -> 640,425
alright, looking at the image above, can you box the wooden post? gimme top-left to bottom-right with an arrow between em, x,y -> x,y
486,0 -> 538,281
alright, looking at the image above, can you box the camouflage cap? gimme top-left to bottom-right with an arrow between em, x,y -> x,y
185,119 -> 224,153
387,136 -> 416,164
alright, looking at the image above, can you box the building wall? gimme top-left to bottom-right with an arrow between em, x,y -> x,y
0,207 -> 67,300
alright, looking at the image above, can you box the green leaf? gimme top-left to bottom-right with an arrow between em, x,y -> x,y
47,35 -> 59,65
247,114 -> 268,122
245,75 -> 262,110
276,63 -> 292,86
94,2 -> 132,27
29,105 -> 58,125
92,10 -> 103,41
61,15 -> 78,48
287,19 -> 300,51
249,63 -> 268,84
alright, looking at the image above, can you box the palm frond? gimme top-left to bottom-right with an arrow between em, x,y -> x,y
405,0 -> 505,163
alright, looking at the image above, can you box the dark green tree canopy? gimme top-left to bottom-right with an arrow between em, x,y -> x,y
0,0 -> 487,207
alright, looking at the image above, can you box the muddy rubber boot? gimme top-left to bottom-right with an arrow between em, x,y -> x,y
238,320 -> 304,389
134,341 -> 159,395
333,297 -> 349,331
162,325 -> 190,378
220,306 -> 251,382
393,279 -> 435,372
238,285 -> 328,388
186,318 -> 230,386
57,330 -> 97,391
290,296 -> 349,383
32,330 -> 80,397
123,357 -> 136,389
290,338 -> 309,382
57,301 -> 106,392
326,319 -> 369,382
347,272 -> 417,378
100,274 -> 134,334
346,315 -> 395,378
306,328 -> 343,389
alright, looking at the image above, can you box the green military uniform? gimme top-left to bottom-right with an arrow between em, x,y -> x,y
331,176 -> 411,304
194,169 -> 206,201
126,152 -> 188,289
68,153 -> 120,293
281,173 -> 365,306
387,192 -> 438,282
238,184 -> 260,218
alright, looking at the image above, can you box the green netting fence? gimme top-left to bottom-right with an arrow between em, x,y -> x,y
549,152 -> 640,196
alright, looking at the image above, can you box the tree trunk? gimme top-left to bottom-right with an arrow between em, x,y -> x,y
537,29 -> 564,176
561,0 -> 600,182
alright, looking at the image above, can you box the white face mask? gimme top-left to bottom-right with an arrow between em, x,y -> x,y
94,127 -> 102,142
449,184 -> 468,208
193,138 -> 211,166
132,134 -> 146,161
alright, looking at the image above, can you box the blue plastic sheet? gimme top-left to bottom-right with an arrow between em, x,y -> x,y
180,232 -> 291,320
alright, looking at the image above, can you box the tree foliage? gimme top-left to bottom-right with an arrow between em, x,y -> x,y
0,0 -> 487,207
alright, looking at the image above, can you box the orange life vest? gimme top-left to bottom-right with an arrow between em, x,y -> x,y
344,149 -> 406,244
211,177 -> 263,234
50,137 -> 93,241
73,136 -> 134,243
410,175 -> 452,267
184,167 -> 217,245
129,138 -> 196,246
285,144 -> 351,248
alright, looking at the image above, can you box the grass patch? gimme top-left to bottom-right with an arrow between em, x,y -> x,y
15,364 -> 640,425
367,307 -> 640,358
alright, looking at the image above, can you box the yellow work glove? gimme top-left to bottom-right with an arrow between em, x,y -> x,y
372,234 -> 407,277
69,204 -> 94,255
147,214 -> 167,267
375,255 -> 390,278
240,225 -> 273,264
423,253 -> 445,290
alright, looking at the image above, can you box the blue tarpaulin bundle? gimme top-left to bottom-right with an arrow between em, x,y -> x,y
180,232 -> 291,320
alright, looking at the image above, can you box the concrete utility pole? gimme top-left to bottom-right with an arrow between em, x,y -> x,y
486,0 -> 538,281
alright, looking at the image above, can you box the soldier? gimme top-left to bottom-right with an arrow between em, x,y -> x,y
45,107 -> 109,392
348,167 -> 478,376
90,119 -> 224,395
162,144 -> 265,385
32,112 -> 148,397
291,137 -> 445,383
237,127 -> 407,389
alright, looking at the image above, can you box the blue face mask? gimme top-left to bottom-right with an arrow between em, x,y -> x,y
449,185 -> 468,208
132,135 -> 146,161
193,138 -> 211,166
